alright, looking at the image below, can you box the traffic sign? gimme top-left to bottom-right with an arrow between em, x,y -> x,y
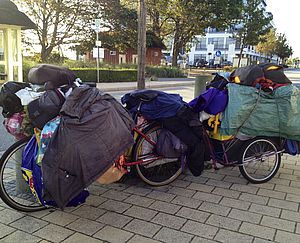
215,50 -> 221,57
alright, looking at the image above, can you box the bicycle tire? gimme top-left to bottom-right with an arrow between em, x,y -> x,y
0,137 -> 46,212
239,137 -> 281,184
133,123 -> 183,186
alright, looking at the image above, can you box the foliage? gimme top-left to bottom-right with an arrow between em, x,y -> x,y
234,0 -> 273,67
256,28 -> 277,59
274,33 -> 293,62
145,66 -> 185,78
14,0 -> 91,62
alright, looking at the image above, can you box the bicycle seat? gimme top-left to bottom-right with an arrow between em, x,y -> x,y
130,90 -> 159,102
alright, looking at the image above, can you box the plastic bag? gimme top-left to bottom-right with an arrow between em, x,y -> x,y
3,112 -> 27,140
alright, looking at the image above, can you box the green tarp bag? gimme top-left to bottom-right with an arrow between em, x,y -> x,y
220,83 -> 300,141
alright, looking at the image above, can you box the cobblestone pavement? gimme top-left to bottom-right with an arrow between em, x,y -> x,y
0,154 -> 300,243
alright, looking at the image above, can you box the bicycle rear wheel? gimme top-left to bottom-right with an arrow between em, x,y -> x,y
239,138 -> 281,184
0,138 -> 46,212
133,123 -> 183,186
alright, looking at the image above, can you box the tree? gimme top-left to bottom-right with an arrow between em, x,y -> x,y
234,0 -> 273,67
256,28 -> 277,61
14,0 -> 91,62
274,33 -> 293,63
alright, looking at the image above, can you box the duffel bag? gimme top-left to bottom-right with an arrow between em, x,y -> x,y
28,64 -> 76,89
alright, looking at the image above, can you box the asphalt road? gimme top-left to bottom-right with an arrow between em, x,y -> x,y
1,69 -> 300,153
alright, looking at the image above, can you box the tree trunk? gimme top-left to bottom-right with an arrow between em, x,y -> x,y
237,44 -> 244,68
41,47 -> 54,63
172,25 -> 180,67
137,0 -> 147,90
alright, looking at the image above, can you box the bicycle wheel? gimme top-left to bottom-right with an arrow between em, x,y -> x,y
239,137 -> 281,184
133,123 -> 183,186
0,138 -> 46,212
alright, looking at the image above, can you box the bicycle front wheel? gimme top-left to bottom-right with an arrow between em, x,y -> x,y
239,138 -> 281,184
0,138 -> 46,212
133,123 -> 183,186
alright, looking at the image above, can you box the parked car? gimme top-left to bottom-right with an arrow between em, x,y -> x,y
193,59 -> 208,68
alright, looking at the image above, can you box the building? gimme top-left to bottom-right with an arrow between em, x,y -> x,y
0,0 -> 35,82
187,0 -> 276,67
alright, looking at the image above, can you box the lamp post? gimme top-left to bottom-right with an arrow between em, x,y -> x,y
92,19 -> 101,83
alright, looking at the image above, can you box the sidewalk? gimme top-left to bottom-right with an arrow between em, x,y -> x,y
96,78 -> 195,92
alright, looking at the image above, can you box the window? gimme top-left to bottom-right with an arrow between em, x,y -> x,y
225,38 -> 235,48
110,51 -> 116,55
0,30 -> 5,61
208,37 -> 224,49
195,38 -> 206,50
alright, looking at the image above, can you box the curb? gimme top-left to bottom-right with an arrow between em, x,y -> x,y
97,81 -> 195,92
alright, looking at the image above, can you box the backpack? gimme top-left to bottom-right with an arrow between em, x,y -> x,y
28,89 -> 65,129
0,81 -> 30,117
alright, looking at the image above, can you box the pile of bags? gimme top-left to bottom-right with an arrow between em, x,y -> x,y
0,64 -> 135,209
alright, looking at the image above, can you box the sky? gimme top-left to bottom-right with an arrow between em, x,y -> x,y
266,0 -> 300,58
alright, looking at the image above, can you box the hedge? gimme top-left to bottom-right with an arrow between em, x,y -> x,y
71,68 -> 137,82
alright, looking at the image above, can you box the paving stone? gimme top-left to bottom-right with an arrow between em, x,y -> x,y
66,218 -> 104,236
175,207 -> 210,223
206,214 -> 241,231
206,179 -> 232,188
279,173 -> 299,181
279,167 -> 294,174
257,188 -> 286,199
10,216 -> 48,234
71,205 -> 106,220
170,179 -> 191,188
171,195 -> 202,208
216,168 -> 240,177
212,187 -> 241,199
249,203 -> 281,217
88,184 -> 109,196
167,186 -> 196,197
275,184 -> 300,195
85,195 -> 107,207
1,230 -> 41,243
280,209 -> 300,222
223,175 -> 249,185
192,191 -> 222,203
268,177 -> 290,186
154,227 -> 193,243
97,211 -> 132,228
219,197 -> 251,211
151,212 -> 187,229
187,183 -> 214,193
191,236 -> 216,243
268,198 -> 299,211
33,224 -> 74,242
0,208 -> 24,224
124,219 -> 161,238
199,202 -> 231,216
214,229 -> 253,243
239,222 -> 275,241
296,223 -> 300,234
124,205 -> 157,220
228,208 -> 261,224
261,215 -> 296,232
93,225 -> 133,243
127,235 -> 161,243
275,230 -> 300,243
0,223 -> 15,239
149,201 -> 181,214
124,194 -> 155,207
146,190 -> 176,202
253,238 -> 275,243
101,189 -> 130,201
201,171 -> 225,180
239,193 -> 269,205
63,233 -> 103,243
230,184 -> 258,194
123,186 -> 152,196
99,199 -> 131,213
42,211 -> 78,226
183,175 -> 208,184
181,220 -> 218,239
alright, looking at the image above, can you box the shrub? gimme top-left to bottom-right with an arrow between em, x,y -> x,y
146,66 -> 185,78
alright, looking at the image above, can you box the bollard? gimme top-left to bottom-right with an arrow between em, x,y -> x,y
194,75 -> 212,98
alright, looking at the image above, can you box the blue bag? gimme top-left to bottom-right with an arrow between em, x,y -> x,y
285,139 -> 299,155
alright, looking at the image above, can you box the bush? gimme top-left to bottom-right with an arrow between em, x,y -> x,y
71,68 -> 137,82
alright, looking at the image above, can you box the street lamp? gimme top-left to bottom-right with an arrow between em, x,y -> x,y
91,19 -> 101,83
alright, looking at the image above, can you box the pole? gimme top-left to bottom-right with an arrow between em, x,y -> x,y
137,0 -> 146,89
96,32 -> 100,83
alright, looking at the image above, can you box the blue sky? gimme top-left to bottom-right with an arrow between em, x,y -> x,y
266,0 -> 300,58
